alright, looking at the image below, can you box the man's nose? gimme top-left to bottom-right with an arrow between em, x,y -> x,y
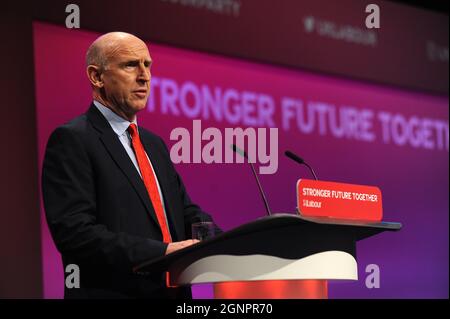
137,63 -> 150,82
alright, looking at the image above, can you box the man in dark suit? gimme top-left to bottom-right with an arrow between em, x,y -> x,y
42,32 -> 220,298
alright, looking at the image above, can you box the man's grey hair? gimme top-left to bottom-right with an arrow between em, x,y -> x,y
86,43 -> 108,71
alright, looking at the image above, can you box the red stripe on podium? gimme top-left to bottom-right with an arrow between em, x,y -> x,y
213,280 -> 328,299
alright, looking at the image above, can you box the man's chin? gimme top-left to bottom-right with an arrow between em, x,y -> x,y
130,101 -> 148,113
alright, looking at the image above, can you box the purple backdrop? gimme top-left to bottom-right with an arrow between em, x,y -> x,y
34,22 -> 448,299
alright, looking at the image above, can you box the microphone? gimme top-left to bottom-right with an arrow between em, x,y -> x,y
231,144 -> 272,216
285,150 -> 318,181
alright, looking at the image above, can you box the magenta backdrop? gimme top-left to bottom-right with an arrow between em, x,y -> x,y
34,22 -> 448,299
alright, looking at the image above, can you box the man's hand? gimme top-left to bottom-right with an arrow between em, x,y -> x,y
165,239 -> 200,255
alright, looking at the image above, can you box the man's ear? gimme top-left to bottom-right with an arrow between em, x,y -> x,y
87,65 -> 104,88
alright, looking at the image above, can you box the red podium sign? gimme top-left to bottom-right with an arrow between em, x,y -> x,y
297,179 -> 383,221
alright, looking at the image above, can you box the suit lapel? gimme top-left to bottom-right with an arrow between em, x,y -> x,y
86,104 -> 160,227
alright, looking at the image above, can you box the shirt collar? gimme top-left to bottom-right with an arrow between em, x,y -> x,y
93,100 -> 138,136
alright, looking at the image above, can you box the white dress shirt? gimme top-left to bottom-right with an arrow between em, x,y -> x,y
93,100 -> 171,233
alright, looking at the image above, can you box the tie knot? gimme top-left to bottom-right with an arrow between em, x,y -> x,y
128,123 -> 138,138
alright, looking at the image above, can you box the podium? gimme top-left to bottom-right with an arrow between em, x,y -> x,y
134,213 -> 401,299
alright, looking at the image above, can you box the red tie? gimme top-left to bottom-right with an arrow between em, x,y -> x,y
128,124 -> 172,244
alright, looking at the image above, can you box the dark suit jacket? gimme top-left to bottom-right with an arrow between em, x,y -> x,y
42,104 -> 218,298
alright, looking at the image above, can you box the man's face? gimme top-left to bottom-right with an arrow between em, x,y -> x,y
101,39 -> 152,118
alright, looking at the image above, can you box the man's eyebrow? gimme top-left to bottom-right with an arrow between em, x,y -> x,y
121,59 -> 152,66
122,59 -> 139,65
